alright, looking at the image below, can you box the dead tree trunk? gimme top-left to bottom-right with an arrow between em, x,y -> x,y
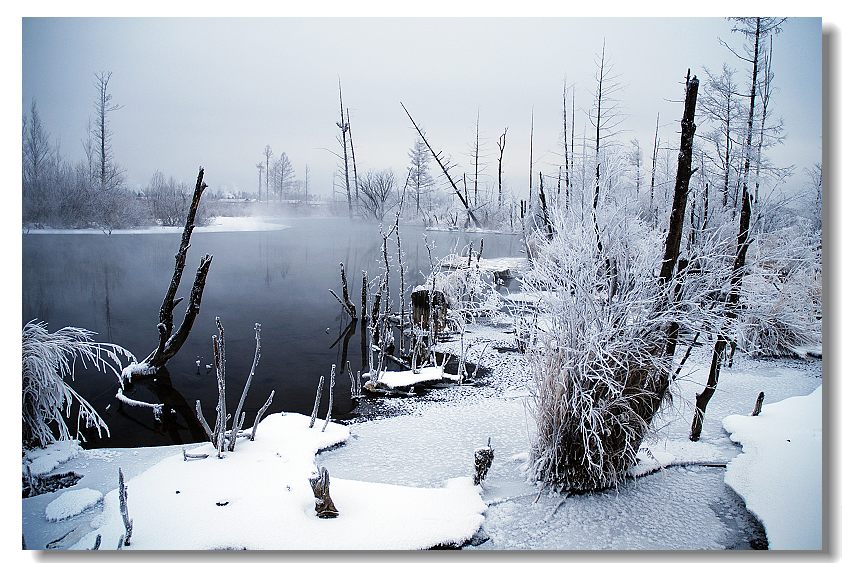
690,18 -> 765,441
656,72 -> 699,391
139,167 -> 213,374
497,128 -> 507,206
400,102 -> 482,228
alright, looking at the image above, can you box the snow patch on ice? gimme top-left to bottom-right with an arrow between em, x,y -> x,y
722,386 -> 822,550
45,488 -> 103,521
24,441 -> 83,476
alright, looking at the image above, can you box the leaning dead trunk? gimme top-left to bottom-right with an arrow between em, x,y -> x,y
127,168 -> 212,377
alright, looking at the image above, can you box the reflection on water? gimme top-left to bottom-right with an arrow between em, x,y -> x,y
23,217 -> 521,448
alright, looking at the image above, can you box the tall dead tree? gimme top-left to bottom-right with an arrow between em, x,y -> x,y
660,71 -> 700,363
132,168 -> 213,374
562,78 -> 571,205
93,71 -> 123,191
346,107 -> 360,203
650,113 -> 660,214
337,78 -> 353,217
496,128 -> 507,206
690,17 -> 785,441
400,102 -> 481,228
263,145 -> 273,203
528,108 -> 534,207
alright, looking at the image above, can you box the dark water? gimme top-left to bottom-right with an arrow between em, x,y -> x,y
22,217 -> 522,448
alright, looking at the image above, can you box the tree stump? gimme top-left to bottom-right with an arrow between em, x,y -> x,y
751,391 -> 765,416
309,466 -> 339,518
411,288 -> 448,335
474,437 -> 495,486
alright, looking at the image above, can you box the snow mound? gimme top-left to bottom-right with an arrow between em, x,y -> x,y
366,366 -> 457,390
70,412 -> 485,550
46,488 -> 103,521
722,386 -> 822,550
25,441 -> 83,476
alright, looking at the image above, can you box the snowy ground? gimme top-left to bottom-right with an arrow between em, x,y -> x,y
22,216 -> 290,235
20,313 -> 824,551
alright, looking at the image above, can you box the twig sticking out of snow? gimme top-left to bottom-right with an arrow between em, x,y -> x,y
322,365 -> 336,432
309,375 -> 325,429
195,400 -> 213,442
228,323 -> 262,452
249,390 -> 274,441
115,388 -> 163,422
89,534 -> 101,550
118,468 -> 133,547
212,318 -> 227,458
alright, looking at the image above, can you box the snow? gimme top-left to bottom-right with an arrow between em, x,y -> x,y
56,412 -> 484,550
439,255 -> 528,274
45,489 -> 103,522
365,365 -> 457,390
22,216 -> 290,235
24,441 -> 82,477
722,386 -> 823,550
21,321 -> 823,551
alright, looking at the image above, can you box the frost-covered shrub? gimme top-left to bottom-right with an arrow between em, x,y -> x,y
736,224 -> 822,356
522,206 -> 710,492
22,320 -> 135,448
427,251 -> 506,327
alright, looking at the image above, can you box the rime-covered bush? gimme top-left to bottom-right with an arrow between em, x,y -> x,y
427,252 -> 506,326
522,206 -> 712,492
736,224 -> 822,356
22,320 -> 135,448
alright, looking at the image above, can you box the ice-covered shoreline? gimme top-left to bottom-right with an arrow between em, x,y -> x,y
22,216 -> 290,235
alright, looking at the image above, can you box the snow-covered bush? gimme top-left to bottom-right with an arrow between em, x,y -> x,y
522,206 -> 712,492
427,250 -> 506,327
736,224 -> 822,356
22,320 -> 135,448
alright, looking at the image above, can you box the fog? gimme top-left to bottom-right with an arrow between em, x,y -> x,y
22,17 -> 822,199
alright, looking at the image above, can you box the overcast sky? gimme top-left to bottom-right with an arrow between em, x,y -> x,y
21,17 -> 822,200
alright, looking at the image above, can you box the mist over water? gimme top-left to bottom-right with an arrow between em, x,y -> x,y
22,217 -> 521,448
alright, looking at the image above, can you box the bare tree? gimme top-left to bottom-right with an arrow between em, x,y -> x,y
691,17 -> 787,441
256,162 -> 264,201
407,135 -> 435,214
699,64 -> 743,211
589,42 -> 623,212
400,102 -> 481,227
262,145 -> 273,203
23,99 -> 52,194
359,169 -> 397,221
561,78 -> 571,203
337,77 -> 353,217
496,128 -> 508,207
346,107 -> 360,203
271,152 -> 295,202
93,71 -> 123,191
469,109 -> 486,206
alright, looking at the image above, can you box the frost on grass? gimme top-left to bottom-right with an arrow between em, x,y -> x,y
22,320 -> 136,448
70,412 -> 485,550
45,488 -> 103,521
722,386 -> 822,550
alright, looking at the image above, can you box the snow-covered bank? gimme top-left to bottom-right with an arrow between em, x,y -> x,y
23,413 -> 486,550
22,216 -> 290,235
21,316 -> 823,550
722,386 -> 823,550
